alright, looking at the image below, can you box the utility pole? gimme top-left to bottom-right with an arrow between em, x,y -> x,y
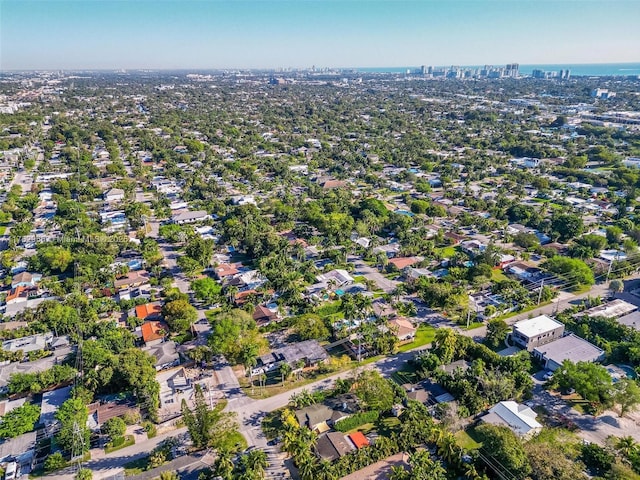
537,278 -> 545,305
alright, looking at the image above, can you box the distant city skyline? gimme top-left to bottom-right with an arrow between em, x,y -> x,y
1,0 -> 639,71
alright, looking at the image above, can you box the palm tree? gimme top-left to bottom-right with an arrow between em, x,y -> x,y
214,448 -> 234,480
614,435 -> 638,459
245,450 -> 268,479
316,460 -> 338,480
279,362 -> 292,386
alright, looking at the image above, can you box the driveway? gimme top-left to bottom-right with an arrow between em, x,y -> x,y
350,256 -> 400,293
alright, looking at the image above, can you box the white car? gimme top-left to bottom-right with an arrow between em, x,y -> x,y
543,371 -> 554,380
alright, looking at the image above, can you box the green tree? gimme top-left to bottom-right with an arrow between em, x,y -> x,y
476,424 -> 531,480
207,310 -> 268,365
55,398 -> 90,456
191,277 -> 222,304
525,442 -> 588,480
181,384 -> 239,450
551,360 -> 613,408
543,256 -> 595,288
613,379 -> 640,418
103,416 -> 127,441
485,319 -> 510,350
353,370 -> 396,412
0,403 -> 40,438
432,328 -> 458,364
163,298 -> 198,333
551,213 -> 584,242
44,452 -> 66,472
115,349 -> 160,420
610,279 -> 624,297
294,313 -> 330,341
185,237 -> 214,268
75,468 -> 93,480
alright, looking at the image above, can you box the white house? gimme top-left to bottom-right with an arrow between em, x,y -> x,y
171,210 -> 209,224
104,188 -> 125,203
480,401 -> 542,437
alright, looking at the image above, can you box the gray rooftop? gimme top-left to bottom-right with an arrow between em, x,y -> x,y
534,334 -> 604,366
258,339 -> 328,367
583,299 -> 637,319
616,311 -> 640,331
0,431 -> 37,463
40,385 -> 72,427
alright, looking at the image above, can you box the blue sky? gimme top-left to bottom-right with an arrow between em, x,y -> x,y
1,0 -> 639,70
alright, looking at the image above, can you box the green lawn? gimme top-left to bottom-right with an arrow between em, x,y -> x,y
0,226 -> 6,236
455,428 -> 482,450
437,246 -> 457,258
397,325 -> 436,352
491,269 -> 509,282
105,435 -> 135,454
462,321 -> 484,331
124,456 -> 149,476
352,275 -> 367,284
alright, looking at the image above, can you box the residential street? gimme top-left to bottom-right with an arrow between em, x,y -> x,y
350,256 -> 400,293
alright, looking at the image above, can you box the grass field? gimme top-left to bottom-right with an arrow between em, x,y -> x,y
105,434 -> 135,454
438,246 -> 457,258
491,269 -> 509,283
455,428 -> 482,450
397,325 -> 436,352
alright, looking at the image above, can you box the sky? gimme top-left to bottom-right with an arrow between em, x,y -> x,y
1,0 -> 639,70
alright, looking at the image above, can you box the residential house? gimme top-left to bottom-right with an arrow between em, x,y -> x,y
440,360 -> 471,375
256,340 -> 328,374
135,302 -> 163,321
114,270 -> 150,290
253,304 -> 279,327
4,286 -> 37,305
404,266 -> 433,281
40,386 -> 72,436
213,263 -> 242,280
315,432 -> 355,461
480,401 -> 543,438
372,243 -> 400,258
348,431 -> 370,449
0,431 -> 37,473
88,400 -> 139,430
157,367 -> 193,419
316,269 -> 354,287
2,332 -> 53,354
460,240 -> 487,257
104,188 -> 125,203
140,321 -> 168,347
387,317 -> 417,342
144,340 -> 180,371
171,210 -> 209,224
583,299 -> 637,319
295,404 -> 337,432
510,315 -> 565,352
534,334 -> 605,371
387,256 -> 422,271
10,272 -> 42,288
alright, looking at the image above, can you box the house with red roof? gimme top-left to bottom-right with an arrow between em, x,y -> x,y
140,321 -> 168,347
135,302 -> 162,321
348,431 -> 370,449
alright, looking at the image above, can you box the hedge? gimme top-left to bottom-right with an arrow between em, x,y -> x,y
334,411 -> 379,432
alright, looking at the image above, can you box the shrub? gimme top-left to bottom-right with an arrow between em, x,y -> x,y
44,452 -> 66,472
333,411 -> 380,432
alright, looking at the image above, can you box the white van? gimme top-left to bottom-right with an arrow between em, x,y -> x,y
4,461 -> 18,480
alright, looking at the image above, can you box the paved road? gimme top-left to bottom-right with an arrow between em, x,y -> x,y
350,256 -> 400,293
530,371 -> 640,446
461,278 -> 635,339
